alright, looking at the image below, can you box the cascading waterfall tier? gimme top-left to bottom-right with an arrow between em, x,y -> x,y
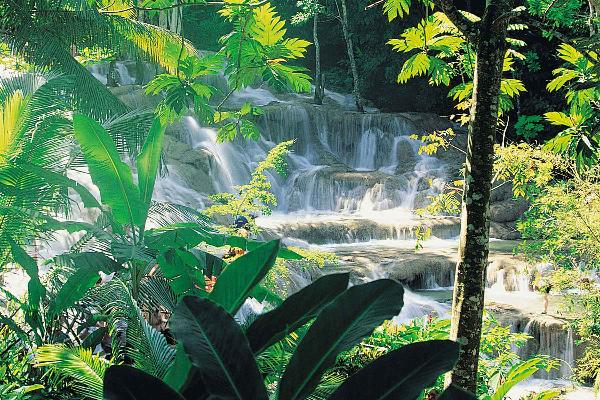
100,62 -> 581,385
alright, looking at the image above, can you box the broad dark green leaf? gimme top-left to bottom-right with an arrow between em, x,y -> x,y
246,273 -> 349,354
48,252 -> 120,319
164,343 -> 209,400
209,239 -> 280,315
171,296 -> 268,400
157,248 -> 205,297
103,365 -> 185,400
145,225 -> 211,251
438,384 -> 477,400
191,249 -> 226,278
9,240 -> 45,310
136,118 -> 165,218
73,114 -> 144,227
203,234 -> 302,260
328,340 -> 460,400
278,279 -> 404,400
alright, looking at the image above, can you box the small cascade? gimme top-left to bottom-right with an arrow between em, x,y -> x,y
394,289 -> 451,324
495,316 -> 578,380
89,63 -> 582,389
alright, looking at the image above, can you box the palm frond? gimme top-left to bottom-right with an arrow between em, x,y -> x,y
89,278 -> 175,378
35,344 -> 111,400
146,201 -> 215,229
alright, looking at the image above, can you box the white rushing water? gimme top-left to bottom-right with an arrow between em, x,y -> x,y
4,62 -> 584,397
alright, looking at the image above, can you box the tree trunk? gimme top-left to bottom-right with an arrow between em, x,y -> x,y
338,0 -> 363,112
313,14 -> 324,105
589,0 -> 600,35
445,1 -> 511,392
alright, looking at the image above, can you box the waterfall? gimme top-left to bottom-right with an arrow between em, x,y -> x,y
78,63 -> 581,389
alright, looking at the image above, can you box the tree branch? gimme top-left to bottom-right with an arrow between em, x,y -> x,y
431,0 -> 479,42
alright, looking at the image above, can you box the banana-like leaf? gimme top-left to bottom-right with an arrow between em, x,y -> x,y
328,340 -> 460,400
104,365 -> 185,400
73,114 -> 144,227
157,248 -> 206,297
278,279 -> 404,400
47,252 -> 120,319
136,118 -> 165,221
209,239 -> 280,315
246,273 -> 349,354
9,240 -> 45,310
171,296 -> 268,400
163,343 -> 209,399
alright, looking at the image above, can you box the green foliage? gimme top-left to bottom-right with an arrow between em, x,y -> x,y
0,326 -> 45,400
493,144 -> 556,198
35,345 -> 110,400
382,0 -> 432,21
204,140 -> 294,232
514,115 -> 545,140
388,10 -> 526,121
145,2 -> 311,134
74,114 -> 146,228
102,277 -> 469,400
0,0 -> 190,119
214,102 -> 264,142
526,0 -> 588,29
543,43 -> 599,170
145,52 -> 222,124
339,314 -> 558,400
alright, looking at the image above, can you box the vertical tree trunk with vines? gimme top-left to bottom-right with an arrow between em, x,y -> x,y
444,0 -> 512,391
338,0 -> 363,112
313,14 -> 324,105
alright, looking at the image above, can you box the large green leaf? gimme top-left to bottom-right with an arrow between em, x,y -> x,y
9,240 -> 45,310
73,114 -> 144,227
328,340 -> 460,400
246,273 -> 349,354
278,279 -> 404,400
171,296 -> 268,400
104,365 -> 185,400
209,239 -> 280,315
163,343 -> 208,398
47,252 -> 120,319
136,118 -> 165,218
157,248 -> 206,297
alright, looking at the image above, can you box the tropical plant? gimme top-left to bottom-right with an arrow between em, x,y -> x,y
387,9 -> 527,123
543,43 -> 600,170
100,272 -> 475,400
144,1 -> 312,138
339,314 -> 558,400
203,140 -> 294,234
0,0 -> 189,119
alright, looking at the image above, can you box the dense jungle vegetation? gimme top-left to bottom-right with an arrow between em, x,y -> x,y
0,0 -> 599,399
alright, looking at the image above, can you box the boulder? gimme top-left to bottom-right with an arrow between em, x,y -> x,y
490,198 -> 529,223
490,221 -> 521,240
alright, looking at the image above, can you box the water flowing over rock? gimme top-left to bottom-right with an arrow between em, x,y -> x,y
99,62 -> 580,385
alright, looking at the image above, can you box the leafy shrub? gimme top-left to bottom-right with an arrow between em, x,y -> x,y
514,115 -> 545,141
